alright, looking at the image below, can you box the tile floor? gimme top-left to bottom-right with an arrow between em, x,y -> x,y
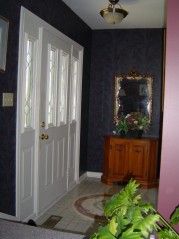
36,177 -> 158,237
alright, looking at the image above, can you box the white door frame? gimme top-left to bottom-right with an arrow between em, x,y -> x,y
16,7 -> 83,221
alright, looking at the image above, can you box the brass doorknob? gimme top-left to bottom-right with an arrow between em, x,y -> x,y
40,134 -> 49,140
44,134 -> 49,140
41,121 -> 45,128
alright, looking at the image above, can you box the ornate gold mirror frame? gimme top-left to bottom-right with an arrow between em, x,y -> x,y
114,70 -> 153,123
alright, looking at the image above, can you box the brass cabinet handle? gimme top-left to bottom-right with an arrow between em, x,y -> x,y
40,134 -> 49,140
134,150 -> 141,153
117,146 -> 123,152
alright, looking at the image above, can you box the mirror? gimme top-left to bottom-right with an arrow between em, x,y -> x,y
114,70 -> 153,122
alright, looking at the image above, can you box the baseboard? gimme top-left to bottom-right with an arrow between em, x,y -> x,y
79,171 -> 102,182
87,171 -> 102,178
0,212 -> 19,221
79,172 -> 87,182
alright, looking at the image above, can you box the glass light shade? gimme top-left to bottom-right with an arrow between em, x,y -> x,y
100,7 -> 128,24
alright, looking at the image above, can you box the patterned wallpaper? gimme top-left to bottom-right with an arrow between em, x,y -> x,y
0,0 -> 164,216
0,0 -> 92,215
87,29 -> 164,172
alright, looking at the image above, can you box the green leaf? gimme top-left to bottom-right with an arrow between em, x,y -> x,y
95,225 -> 117,239
104,179 -> 140,218
109,217 -> 118,236
131,210 -> 143,225
137,202 -> 155,214
133,213 -> 160,238
120,228 -> 143,239
170,206 -> 179,226
104,192 -> 129,217
133,194 -> 141,204
115,213 -> 130,236
89,233 -> 98,239
157,228 -> 178,239
124,179 -> 140,198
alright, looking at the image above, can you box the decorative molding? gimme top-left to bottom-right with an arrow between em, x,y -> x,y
79,172 -> 88,182
79,171 -> 102,181
87,171 -> 102,178
0,212 -> 18,221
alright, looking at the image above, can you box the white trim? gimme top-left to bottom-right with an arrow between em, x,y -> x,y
79,171 -> 102,180
79,172 -> 88,182
33,27 -> 42,217
0,213 -> 19,221
87,171 -> 102,178
21,7 -> 82,49
74,48 -> 83,184
16,7 -> 25,220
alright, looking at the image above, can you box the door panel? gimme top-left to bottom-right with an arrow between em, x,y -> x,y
68,129 -> 76,188
20,140 -> 34,219
57,137 -> 65,178
38,28 -> 70,212
110,141 -> 129,178
129,142 -> 147,179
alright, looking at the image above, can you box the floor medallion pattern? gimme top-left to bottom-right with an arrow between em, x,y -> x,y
74,194 -> 111,220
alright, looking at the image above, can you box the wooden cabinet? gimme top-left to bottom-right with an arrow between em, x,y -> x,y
101,136 -> 159,188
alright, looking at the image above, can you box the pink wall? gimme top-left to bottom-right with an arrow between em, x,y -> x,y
157,0 -> 179,232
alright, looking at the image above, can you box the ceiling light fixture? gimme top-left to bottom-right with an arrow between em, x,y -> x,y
100,0 -> 128,24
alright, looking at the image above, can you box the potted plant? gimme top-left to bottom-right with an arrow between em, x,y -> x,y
90,179 -> 179,239
115,112 -> 150,138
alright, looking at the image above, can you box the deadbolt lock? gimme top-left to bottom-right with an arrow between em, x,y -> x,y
41,121 -> 45,128
40,134 -> 49,140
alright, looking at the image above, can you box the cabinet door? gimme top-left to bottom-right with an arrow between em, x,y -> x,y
109,140 -> 129,178
129,141 -> 148,180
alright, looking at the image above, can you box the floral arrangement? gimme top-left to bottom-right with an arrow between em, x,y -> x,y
116,112 -> 150,134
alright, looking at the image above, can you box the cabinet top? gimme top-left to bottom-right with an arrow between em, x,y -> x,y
104,134 -> 159,141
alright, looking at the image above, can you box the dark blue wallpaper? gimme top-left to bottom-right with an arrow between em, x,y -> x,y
0,0 -> 164,216
0,0 -> 92,215
87,29 -> 164,172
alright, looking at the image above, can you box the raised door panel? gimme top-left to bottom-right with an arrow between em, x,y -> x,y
110,140 -> 129,178
129,141 -> 148,180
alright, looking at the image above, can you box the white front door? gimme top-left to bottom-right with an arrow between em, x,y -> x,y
38,28 -> 71,213
16,7 -> 83,221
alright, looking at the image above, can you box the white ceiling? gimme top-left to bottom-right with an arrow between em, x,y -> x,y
62,0 -> 167,30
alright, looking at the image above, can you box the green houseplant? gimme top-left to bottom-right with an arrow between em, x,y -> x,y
90,179 -> 179,239
115,112 -> 150,138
